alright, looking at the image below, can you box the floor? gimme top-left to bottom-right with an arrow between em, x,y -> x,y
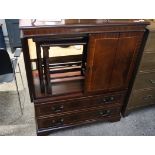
0,52 -> 155,136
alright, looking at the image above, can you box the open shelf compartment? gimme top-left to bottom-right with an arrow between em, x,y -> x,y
28,35 -> 88,99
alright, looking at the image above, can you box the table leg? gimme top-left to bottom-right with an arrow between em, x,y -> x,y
36,43 -> 45,93
42,46 -> 52,94
81,44 -> 87,75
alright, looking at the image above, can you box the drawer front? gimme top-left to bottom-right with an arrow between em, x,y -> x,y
134,71 -> 155,90
35,93 -> 124,117
37,106 -> 121,129
128,88 -> 155,110
144,32 -> 155,52
140,52 -> 155,71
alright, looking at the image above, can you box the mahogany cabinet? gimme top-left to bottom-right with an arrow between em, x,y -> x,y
20,19 -> 149,135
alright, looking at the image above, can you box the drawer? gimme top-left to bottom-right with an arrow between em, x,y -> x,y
140,52 -> 155,71
37,105 -> 121,129
127,88 -> 155,110
134,71 -> 155,90
35,93 -> 124,117
144,32 -> 155,52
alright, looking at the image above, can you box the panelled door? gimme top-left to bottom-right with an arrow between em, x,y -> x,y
85,32 -> 144,93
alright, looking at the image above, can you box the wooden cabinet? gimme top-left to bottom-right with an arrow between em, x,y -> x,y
124,21 -> 155,114
127,88 -> 155,110
20,19 -> 149,135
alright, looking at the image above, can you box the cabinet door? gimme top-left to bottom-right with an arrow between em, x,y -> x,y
85,33 -> 119,92
85,32 -> 144,93
109,32 -> 144,90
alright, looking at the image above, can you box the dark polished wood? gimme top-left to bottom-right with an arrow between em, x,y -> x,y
42,46 -> 52,94
37,105 -> 121,136
37,105 -> 121,129
35,42 -> 45,93
37,114 -> 121,136
21,38 -> 35,101
85,32 -> 144,93
35,92 -> 124,117
85,33 -> 119,92
20,20 -> 149,38
20,19 -> 149,135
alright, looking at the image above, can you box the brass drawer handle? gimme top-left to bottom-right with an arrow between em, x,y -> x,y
143,95 -> 153,100
110,96 -> 114,101
102,98 -> 107,102
98,110 -> 111,117
52,118 -> 64,127
102,96 -> 115,103
149,80 -> 155,84
51,105 -> 64,112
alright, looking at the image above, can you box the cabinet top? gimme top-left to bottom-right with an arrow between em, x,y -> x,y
20,19 -> 149,29
19,19 -> 150,38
